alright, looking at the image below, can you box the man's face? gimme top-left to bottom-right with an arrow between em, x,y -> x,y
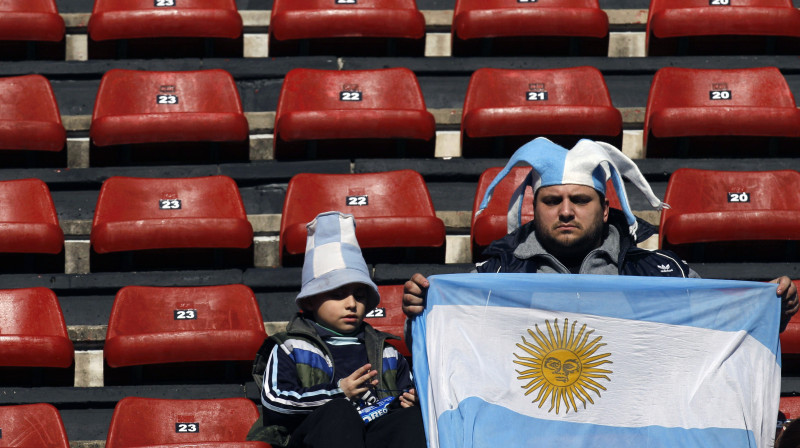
533,184 -> 609,262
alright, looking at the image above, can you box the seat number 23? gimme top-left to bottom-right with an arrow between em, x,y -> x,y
175,423 -> 199,433
155,0 -> 176,6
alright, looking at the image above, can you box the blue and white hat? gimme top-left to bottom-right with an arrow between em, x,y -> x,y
296,211 -> 380,311
476,137 -> 668,238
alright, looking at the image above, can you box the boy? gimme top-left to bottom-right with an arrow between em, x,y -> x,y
248,211 -> 426,448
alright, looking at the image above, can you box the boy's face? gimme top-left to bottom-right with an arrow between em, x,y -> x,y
304,283 -> 370,333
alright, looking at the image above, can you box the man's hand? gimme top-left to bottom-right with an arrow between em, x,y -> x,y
770,276 -> 798,330
338,364 -> 378,399
399,388 -> 417,408
403,273 -> 429,318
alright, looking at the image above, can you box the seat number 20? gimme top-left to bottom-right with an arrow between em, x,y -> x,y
728,192 -> 750,202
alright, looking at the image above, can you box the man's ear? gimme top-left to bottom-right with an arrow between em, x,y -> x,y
602,196 -> 610,223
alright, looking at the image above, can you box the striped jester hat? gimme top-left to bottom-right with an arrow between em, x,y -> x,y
476,137 -> 668,238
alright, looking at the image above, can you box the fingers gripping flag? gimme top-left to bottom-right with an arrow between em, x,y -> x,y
412,274 -> 781,448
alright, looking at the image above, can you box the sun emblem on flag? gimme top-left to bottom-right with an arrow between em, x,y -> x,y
513,318 -> 613,414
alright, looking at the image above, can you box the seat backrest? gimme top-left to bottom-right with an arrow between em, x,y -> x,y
274,68 -> 435,158
0,75 -> 65,151
279,170 -> 444,260
0,403 -> 70,448
462,67 -> 620,139
644,67 -> 800,148
270,0 -> 425,41
471,167 -> 622,252
105,397 -> 263,448
660,168 -> 800,248
0,287 -> 73,368
105,284 -> 266,368
647,0 -> 800,38
367,285 -> 408,356
453,0 -> 607,38
91,176 -> 253,253
781,395 -> 800,419
88,0 -> 242,40
0,179 -> 63,254
90,69 -> 248,146
276,68 -> 428,120
0,0 -> 64,42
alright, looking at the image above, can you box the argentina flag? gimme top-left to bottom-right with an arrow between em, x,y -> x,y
412,274 -> 781,448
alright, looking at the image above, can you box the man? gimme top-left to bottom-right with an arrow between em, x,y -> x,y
403,138 -> 798,330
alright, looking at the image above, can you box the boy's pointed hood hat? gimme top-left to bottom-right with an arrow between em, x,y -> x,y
476,137 -> 668,238
296,211 -> 380,311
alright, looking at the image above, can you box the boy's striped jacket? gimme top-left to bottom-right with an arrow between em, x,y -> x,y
249,314 -> 411,446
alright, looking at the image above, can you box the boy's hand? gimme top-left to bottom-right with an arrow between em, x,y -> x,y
399,388 -> 417,408
339,363 -> 378,399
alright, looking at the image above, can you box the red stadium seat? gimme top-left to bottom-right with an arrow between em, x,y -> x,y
0,179 -> 63,255
659,169 -> 800,262
274,68 -> 435,159
280,170 -> 445,265
88,0 -> 242,41
90,69 -> 249,148
106,397 -> 270,448
647,0 -> 800,55
461,67 -> 622,156
0,403 -> 70,448
105,284 -> 266,368
0,75 -> 65,152
367,285 -> 409,357
471,167 -> 622,260
0,1 -> 64,42
781,396 -> 800,420
452,0 -> 609,56
644,67 -> 800,157
0,287 -> 73,368
91,176 -> 253,254
269,0 -> 425,56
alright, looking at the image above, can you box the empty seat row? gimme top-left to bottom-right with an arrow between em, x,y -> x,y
1,167 -> 799,269
3,0 -> 800,58
0,71 -> 247,159
0,176 -> 252,266
6,66 -> 800,161
0,398 -> 268,448
0,0 -> 242,59
0,283 -> 408,375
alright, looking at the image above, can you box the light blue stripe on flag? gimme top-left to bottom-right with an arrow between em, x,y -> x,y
412,274 -> 781,448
